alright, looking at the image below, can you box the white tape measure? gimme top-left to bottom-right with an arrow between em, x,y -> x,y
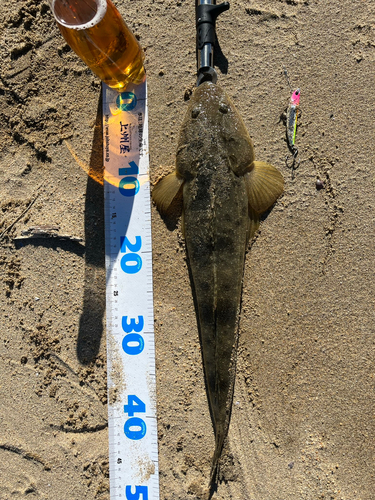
103,80 -> 160,500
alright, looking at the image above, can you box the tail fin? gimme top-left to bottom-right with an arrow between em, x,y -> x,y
208,433 -> 226,494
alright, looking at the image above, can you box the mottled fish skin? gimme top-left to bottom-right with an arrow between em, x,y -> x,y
152,81 -> 284,490
177,83 -> 253,483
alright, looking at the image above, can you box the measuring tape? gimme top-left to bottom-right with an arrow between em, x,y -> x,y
103,80 -> 160,500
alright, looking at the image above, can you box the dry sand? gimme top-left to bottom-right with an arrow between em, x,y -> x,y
1,0 -> 375,498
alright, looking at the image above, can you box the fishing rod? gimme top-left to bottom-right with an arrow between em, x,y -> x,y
196,0 -> 230,86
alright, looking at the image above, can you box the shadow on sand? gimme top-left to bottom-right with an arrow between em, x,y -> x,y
76,88 -> 106,365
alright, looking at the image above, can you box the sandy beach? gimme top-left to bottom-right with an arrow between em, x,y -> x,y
1,0 -> 375,498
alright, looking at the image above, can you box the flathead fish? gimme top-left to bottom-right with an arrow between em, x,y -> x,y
152,81 -> 284,489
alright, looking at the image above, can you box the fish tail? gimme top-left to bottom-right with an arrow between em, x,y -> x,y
208,451 -> 220,495
208,430 -> 227,492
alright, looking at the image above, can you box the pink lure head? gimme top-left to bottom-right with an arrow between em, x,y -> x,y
291,88 -> 300,106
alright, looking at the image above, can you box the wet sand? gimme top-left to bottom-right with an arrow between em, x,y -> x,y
1,0 -> 375,498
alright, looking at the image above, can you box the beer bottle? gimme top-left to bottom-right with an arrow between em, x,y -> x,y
48,0 -> 145,91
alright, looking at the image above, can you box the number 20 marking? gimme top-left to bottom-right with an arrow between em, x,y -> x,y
121,236 -> 142,274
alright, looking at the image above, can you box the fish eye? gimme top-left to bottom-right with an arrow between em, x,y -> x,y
219,103 -> 229,114
192,108 -> 200,118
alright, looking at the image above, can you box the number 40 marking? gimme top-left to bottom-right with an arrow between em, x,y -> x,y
124,395 -> 145,416
124,395 -> 146,440
124,397 -> 148,497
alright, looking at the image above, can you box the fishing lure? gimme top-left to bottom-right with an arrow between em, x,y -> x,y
286,87 -> 301,154
283,67 -> 301,176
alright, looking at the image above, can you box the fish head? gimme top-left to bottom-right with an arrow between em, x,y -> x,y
176,82 -> 255,179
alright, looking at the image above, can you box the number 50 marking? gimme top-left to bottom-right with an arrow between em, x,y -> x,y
126,485 -> 148,499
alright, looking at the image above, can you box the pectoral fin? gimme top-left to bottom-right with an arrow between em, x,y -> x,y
247,206 -> 260,244
245,161 -> 284,214
152,171 -> 184,214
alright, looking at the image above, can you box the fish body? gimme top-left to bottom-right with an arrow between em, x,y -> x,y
153,82 -> 284,488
